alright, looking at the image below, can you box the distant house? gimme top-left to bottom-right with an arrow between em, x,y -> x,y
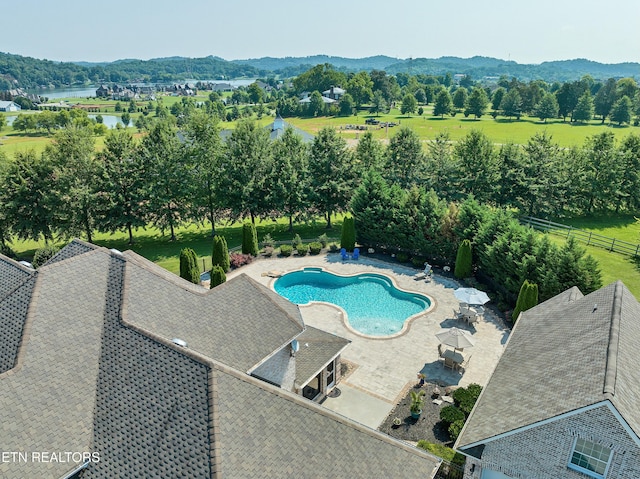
265,113 -> 315,143
455,280 -> 640,479
0,100 -> 21,112
211,82 -> 236,92
95,84 -> 111,97
322,86 -> 345,101
0,240 -> 441,478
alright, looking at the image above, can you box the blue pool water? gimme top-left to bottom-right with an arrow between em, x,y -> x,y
274,268 -> 430,336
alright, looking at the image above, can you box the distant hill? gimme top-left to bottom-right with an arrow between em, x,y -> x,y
1,51 -> 639,91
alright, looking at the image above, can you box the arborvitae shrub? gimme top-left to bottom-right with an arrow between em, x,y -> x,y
512,280 -> 539,322
179,248 -> 200,284
279,244 -> 293,257
242,223 -> 259,256
340,216 -> 356,251
454,239 -> 472,279
309,242 -> 322,255
32,245 -> 61,268
210,265 -> 226,288
296,243 -> 309,256
212,235 -> 230,272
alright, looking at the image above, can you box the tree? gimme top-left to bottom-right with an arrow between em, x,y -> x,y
491,87 -> 506,111
340,216 -> 356,251
433,90 -> 452,118
385,127 -> 425,187
555,81 -> 583,121
464,86 -> 489,119
46,127 -> 101,243
209,265 -> 226,288
512,280 -> 538,322
616,77 -> 638,102
452,88 -> 468,111
339,93 -> 355,116
400,93 -> 417,116
139,119 -> 190,241
573,91 -> 594,123
212,235 -> 230,272
535,93 -> 559,122
120,111 -> 131,128
500,89 -> 522,119
454,239 -> 472,278
354,131 -> 385,173
346,71 -> 373,108
292,63 -> 347,94
267,127 -> 310,231
307,90 -> 325,117
247,82 -> 264,104
183,110 -> 223,236
594,78 -> 617,123
95,128 -> 147,244
454,130 -> 497,202
308,127 -> 355,228
0,115 -> 5,132
1,150 -> 60,242
242,222 -> 259,256
370,90 -> 387,116
220,119 -> 272,223
179,248 -> 200,284
609,96 -> 633,125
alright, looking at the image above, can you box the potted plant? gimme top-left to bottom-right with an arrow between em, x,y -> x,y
410,390 -> 426,419
417,373 -> 426,387
392,417 -> 402,428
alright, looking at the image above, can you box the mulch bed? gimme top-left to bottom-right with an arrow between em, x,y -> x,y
378,381 -> 454,445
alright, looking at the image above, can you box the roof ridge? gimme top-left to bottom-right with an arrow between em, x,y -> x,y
241,273 -> 305,329
603,280 -> 624,397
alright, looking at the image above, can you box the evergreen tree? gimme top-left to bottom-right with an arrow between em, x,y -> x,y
433,90 -> 452,118
500,89 -> 522,119
179,248 -> 200,284
535,93 -> 559,122
573,91 -> 594,123
340,216 -> 356,251
512,280 -> 539,322
454,239 -> 473,279
464,86 -> 489,119
452,88 -> 468,111
609,96 -> 632,125
210,265 -> 226,288
385,127 -> 425,188
242,222 -> 259,256
212,235 -> 230,272
400,93 -> 417,116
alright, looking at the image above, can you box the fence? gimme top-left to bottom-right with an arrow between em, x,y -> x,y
520,216 -> 640,257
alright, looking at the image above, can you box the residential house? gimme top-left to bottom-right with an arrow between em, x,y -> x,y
265,113 -> 315,142
0,100 -> 21,112
455,281 -> 640,479
322,86 -> 345,101
95,84 -> 111,97
0,240 -> 441,478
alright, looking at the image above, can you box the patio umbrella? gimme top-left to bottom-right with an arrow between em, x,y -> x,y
454,287 -> 490,305
436,327 -> 476,350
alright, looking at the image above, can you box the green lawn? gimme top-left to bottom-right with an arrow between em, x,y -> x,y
9,216 -> 343,275
552,213 -> 640,244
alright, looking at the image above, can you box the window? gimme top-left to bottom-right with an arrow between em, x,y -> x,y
569,438 -> 612,478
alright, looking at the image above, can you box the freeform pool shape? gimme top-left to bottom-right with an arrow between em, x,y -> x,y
274,268 -> 431,337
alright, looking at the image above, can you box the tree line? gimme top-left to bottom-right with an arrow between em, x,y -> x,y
1,110 -> 639,251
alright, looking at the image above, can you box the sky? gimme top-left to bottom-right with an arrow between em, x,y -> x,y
4,0 -> 640,65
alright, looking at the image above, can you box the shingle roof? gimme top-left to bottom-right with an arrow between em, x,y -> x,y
0,242 -> 440,478
44,238 -> 99,265
295,325 -> 350,386
457,281 -> 640,450
0,256 -> 36,374
122,251 -> 304,372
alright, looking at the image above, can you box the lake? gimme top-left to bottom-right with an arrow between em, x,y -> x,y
30,79 -> 256,100
88,115 -> 130,128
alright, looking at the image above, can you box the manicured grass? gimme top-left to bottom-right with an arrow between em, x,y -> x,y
9,215 -> 343,275
286,107 -> 638,147
552,213 -> 640,244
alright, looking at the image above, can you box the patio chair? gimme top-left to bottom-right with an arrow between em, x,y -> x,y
443,356 -> 456,370
414,263 -> 432,280
459,354 -> 472,374
340,248 -> 348,261
352,248 -> 360,260
438,343 -> 445,358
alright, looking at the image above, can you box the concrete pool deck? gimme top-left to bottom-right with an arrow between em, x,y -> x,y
226,252 -> 510,428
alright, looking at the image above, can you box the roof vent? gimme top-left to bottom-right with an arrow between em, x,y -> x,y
592,304 -> 598,313
110,248 -> 123,255
172,338 -> 188,348
19,260 -> 34,269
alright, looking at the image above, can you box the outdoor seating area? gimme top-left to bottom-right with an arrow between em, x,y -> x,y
340,247 -> 360,260
436,326 -> 476,374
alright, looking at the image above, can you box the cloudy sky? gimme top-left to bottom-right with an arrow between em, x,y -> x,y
5,0 -> 639,64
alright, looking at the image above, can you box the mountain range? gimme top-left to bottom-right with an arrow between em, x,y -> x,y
1,51 -> 638,90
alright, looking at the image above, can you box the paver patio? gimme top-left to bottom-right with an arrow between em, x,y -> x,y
226,252 -> 510,427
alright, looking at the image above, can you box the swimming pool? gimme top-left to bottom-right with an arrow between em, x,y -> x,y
274,268 -> 431,337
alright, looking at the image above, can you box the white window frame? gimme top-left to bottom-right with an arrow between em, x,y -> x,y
567,437 -> 613,479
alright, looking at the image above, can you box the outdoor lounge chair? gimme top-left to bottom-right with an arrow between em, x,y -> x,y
352,248 -> 360,260
340,248 -> 348,261
414,263 -> 432,280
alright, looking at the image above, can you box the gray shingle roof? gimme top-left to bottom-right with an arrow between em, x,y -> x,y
0,256 -> 36,374
122,251 -> 304,372
44,238 -> 98,265
0,242 -> 440,478
457,281 -> 640,450
295,325 -> 350,386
